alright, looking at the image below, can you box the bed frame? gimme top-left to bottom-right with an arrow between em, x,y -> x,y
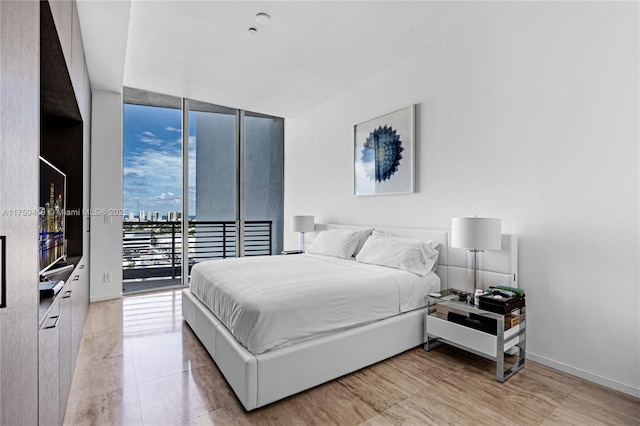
182,225 -> 517,410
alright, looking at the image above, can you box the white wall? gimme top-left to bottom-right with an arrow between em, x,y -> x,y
284,2 -> 639,396
90,89 -> 124,301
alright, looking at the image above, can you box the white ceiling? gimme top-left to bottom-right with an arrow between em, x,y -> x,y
77,1 -> 509,118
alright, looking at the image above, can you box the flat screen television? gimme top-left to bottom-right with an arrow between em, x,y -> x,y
39,156 -> 66,275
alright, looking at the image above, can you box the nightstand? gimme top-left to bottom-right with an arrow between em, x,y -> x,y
424,289 -> 526,382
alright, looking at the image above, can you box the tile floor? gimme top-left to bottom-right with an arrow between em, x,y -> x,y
63,290 -> 640,425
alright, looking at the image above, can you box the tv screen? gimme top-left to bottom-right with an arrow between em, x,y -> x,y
39,157 -> 66,274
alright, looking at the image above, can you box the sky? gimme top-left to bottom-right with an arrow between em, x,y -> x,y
123,104 -> 196,217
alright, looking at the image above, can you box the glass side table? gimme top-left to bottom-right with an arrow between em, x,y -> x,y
424,289 -> 526,382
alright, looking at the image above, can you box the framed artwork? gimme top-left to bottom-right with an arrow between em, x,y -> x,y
0,235 -> 5,308
354,105 -> 415,196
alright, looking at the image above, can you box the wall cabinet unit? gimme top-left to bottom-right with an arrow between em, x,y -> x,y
58,284 -> 72,424
38,264 -> 86,426
0,2 -> 41,425
39,302 -> 61,426
40,0 -> 92,424
0,1 -> 91,425
70,262 -> 89,374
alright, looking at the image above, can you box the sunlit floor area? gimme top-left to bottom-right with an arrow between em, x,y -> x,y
122,278 -> 183,294
63,290 -> 640,425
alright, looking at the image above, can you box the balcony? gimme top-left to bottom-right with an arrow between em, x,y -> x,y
123,220 -> 272,293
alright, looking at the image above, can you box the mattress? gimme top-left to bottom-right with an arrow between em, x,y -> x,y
189,253 -> 440,354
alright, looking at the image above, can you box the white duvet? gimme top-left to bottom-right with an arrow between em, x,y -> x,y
189,253 -> 440,354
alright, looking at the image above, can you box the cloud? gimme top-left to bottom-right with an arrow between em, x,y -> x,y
138,136 -> 164,146
151,192 -> 181,204
136,130 -> 165,146
124,149 -> 183,213
165,126 -> 181,132
124,135 -> 198,216
126,187 -> 149,194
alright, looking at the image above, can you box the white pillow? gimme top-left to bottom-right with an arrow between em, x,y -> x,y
355,235 -> 440,276
352,228 -> 373,255
372,230 -> 440,261
328,227 -> 373,256
307,229 -> 362,259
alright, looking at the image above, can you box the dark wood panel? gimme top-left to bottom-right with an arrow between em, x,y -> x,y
41,0 -> 84,259
40,0 -> 81,121
41,117 -> 83,257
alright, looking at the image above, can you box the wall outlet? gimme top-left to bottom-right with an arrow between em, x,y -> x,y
103,272 -> 112,282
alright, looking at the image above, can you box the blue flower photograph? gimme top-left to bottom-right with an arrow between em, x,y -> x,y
361,124 -> 404,182
354,105 -> 414,196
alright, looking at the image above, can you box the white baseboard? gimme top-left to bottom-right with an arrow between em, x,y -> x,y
527,351 -> 640,398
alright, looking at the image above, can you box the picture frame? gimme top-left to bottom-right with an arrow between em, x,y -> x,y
354,105 -> 415,196
1,235 -> 6,308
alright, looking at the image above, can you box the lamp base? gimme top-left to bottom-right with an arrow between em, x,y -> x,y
466,249 -> 484,293
299,232 -> 307,253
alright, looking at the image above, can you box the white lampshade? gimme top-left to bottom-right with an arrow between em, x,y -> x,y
451,217 -> 501,250
291,215 -> 315,233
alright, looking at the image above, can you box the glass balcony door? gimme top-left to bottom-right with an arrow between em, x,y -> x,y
123,89 -> 283,293
243,112 -> 284,256
122,89 -> 184,293
183,100 -> 283,284
183,100 -> 238,284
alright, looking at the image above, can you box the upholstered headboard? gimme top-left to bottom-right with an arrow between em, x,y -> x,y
311,224 -> 517,292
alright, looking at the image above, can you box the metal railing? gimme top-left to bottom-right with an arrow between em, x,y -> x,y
123,220 -> 272,281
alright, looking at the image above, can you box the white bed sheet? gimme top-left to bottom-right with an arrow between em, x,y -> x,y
189,253 -> 440,354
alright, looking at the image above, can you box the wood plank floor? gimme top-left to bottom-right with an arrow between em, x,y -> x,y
63,290 -> 640,425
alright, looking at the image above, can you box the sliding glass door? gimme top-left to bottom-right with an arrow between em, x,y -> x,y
243,112 -> 284,256
184,100 -> 238,279
183,100 -> 284,284
122,89 -> 284,293
122,89 -> 183,293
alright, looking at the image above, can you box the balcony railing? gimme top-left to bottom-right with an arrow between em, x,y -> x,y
123,220 -> 272,281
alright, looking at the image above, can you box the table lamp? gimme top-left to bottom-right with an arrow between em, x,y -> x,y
451,217 -> 502,292
292,215 -> 314,253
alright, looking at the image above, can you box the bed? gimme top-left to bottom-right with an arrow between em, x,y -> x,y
182,224 -> 517,410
